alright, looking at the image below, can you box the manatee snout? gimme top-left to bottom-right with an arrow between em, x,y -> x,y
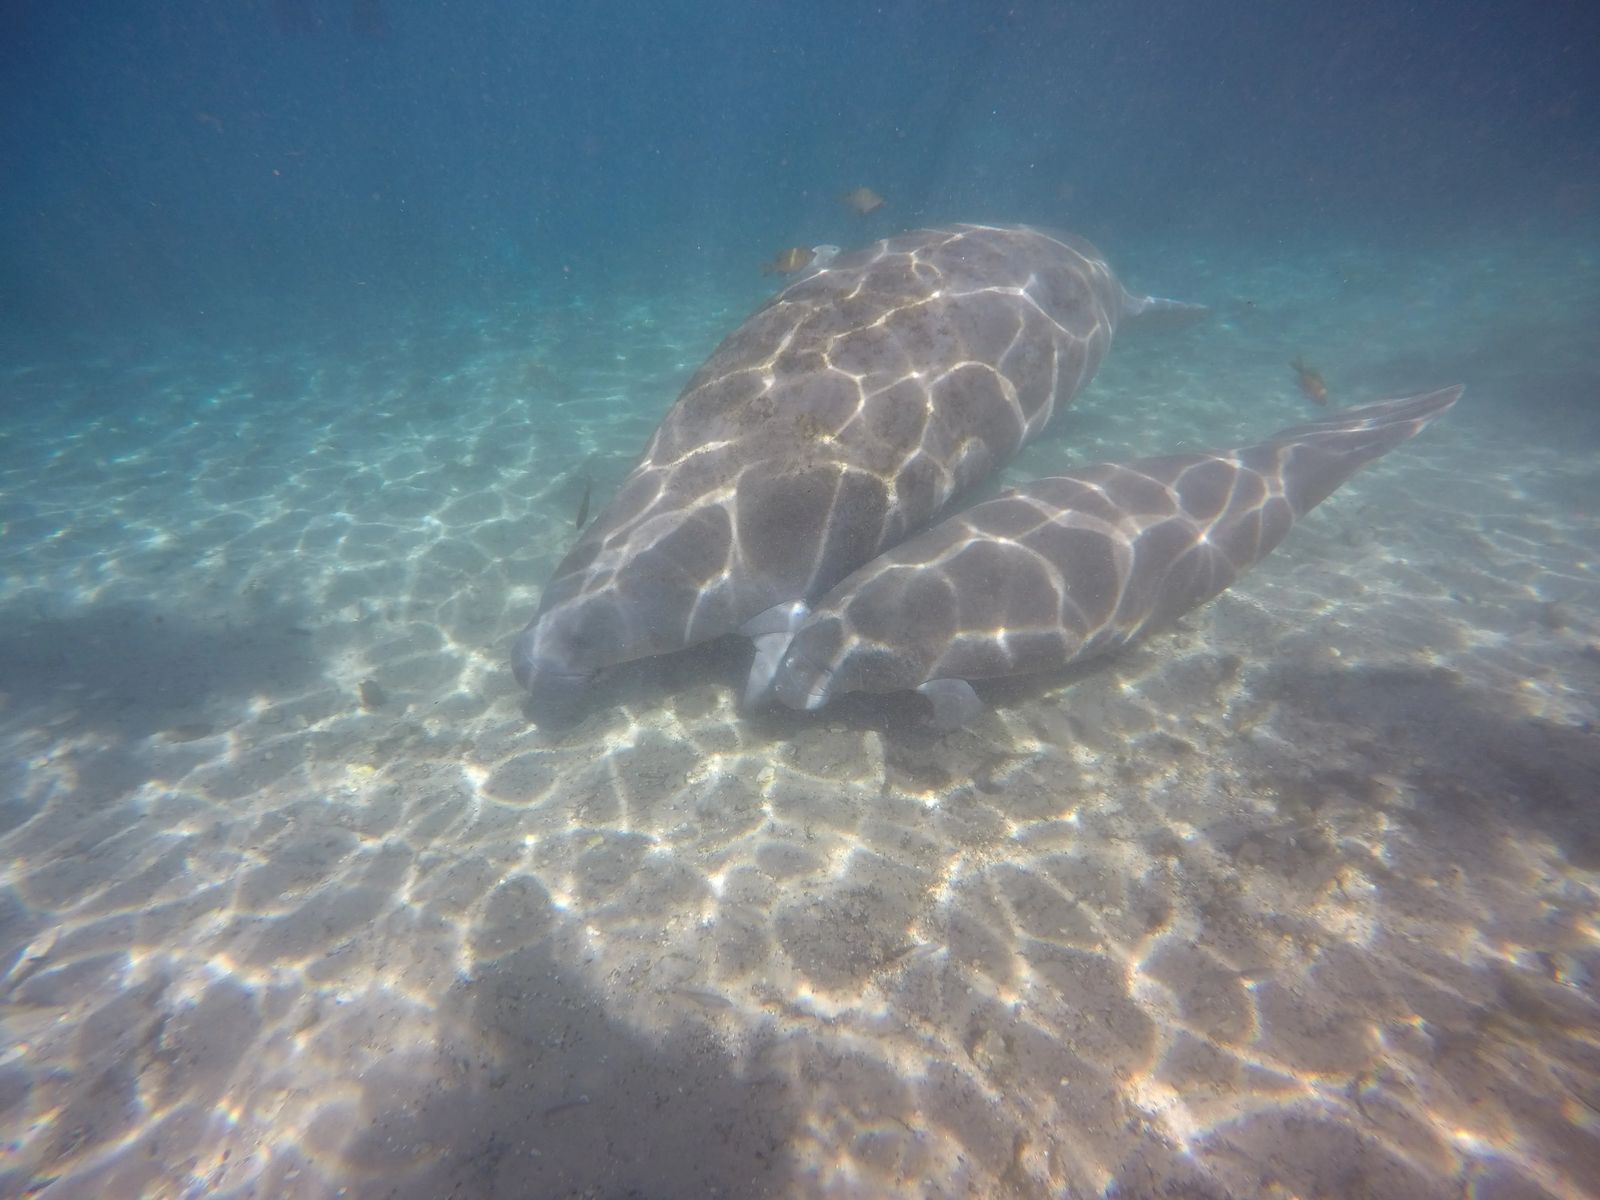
511,624 -> 599,717
510,626 -> 541,691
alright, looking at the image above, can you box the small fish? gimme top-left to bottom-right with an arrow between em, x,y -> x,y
542,1095 -> 592,1120
762,246 -> 816,275
664,987 -> 734,1010
1291,356 -> 1329,406
841,186 -> 885,215
162,722 -> 217,743
3,928 -> 59,985
359,679 -> 388,709
574,475 -> 592,528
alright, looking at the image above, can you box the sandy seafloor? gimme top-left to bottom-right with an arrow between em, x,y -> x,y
1,227 -> 1598,1200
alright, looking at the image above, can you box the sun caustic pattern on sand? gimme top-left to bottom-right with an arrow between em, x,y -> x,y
2,235 -> 1599,1198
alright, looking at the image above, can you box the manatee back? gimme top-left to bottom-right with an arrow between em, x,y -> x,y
527,225 -> 1131,680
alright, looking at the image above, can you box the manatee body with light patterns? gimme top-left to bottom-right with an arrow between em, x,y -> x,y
511,224 -> 1203,716
767,386 -> 1462,729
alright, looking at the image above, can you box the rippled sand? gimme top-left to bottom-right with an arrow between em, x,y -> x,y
2,230 -> 1597,1198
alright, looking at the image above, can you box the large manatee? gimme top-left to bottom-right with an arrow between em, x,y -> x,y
511,224 -> 1201,715
768,387 -> 1462,728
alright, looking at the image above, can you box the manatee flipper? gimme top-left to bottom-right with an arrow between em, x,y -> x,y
917,679 -> 984,732
741,601 -> 811,708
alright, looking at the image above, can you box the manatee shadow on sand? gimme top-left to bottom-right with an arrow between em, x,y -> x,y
0,599 -> 324,742
1257,660 -> 1600,869
0,597 -> 330,832
339,885 -> 804,1198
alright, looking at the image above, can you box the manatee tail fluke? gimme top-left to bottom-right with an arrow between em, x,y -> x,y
1121,289 -> 1210,330
1268,385 -> 1462,515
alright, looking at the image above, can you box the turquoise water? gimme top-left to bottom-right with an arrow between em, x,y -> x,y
3,4 -> 1599,1197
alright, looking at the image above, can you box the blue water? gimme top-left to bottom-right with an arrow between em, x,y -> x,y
5,1 -> 1597,348
3,3 -> 1599,1197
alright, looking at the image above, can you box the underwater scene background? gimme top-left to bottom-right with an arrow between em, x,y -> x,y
3,2 -> 1599,1196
